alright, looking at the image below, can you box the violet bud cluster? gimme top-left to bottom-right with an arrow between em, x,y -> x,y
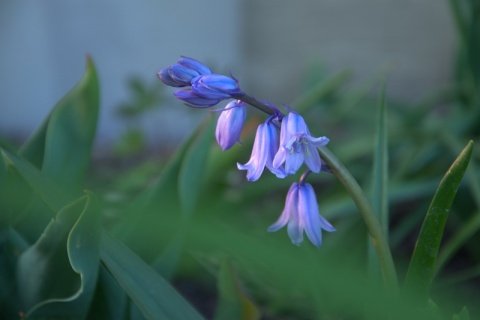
158,56 -> 335,247
158,56 -> 242,108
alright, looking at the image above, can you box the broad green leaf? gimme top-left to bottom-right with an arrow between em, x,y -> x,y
99,231 -> 204,320
17,193 -> 101,319
114,117 -> 213,262
19,56 -> 99,175
18,116 -> 49,169
404,140 -> 474,303
1,147 -> 67,214
87,266 -> 128,320
152,234 -> 184,280
41,57 -> 99,193
213,258 -> 260,320
178,117 -> 214,217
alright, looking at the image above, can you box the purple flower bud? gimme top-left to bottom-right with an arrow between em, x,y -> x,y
174,89 -> 222,108
215,100 -> 246,151
168,64 -> 201,86
178,56 -> 212,75
158,57 -> 212,87
157,68 -> 184,87
273,112 -> 329,175
268,182 -> 335,247
237,117 -> 286,181
191,74 -> 242,100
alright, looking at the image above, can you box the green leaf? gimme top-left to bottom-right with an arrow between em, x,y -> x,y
403,140 -> 474,303
178,118 -> 214,217
1,147 -> 68,214
17,192 -> 101,319
41,56 -> 99,193
19,56 -> 99,177
99,232 -> 204,320
372,85 -> 389,235
114,117 -> 213,261
213,258 -> 260,320
452,306 -> 470,320
368,85 -> 389,278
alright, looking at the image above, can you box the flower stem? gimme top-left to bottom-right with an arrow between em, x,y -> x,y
318,146 -> 399,295
233,93 -> 275,116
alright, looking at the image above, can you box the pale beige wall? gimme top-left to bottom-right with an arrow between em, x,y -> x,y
241,1 -> 456,105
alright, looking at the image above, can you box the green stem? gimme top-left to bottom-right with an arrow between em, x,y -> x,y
318,146 -> 399,295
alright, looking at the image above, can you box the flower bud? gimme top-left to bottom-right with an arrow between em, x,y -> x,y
174,89 -> 221,108
191,74 -> 242,100
215,100 -> 246,151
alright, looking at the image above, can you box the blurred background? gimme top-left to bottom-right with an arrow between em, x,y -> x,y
0,0 -> 455,152
3,1 -> 480,319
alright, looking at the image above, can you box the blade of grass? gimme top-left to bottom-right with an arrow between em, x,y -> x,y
368,85 -> 389,277
403,140 -> 474,304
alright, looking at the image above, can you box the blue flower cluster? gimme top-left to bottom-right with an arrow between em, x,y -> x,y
158,57 -> 335,247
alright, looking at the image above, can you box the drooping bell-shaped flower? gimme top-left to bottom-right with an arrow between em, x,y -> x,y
268,182 -> 335,247
273,112 -> 329,175
215,100 -> 246,151
237,117 -> 286,181
191,74 -> 242,100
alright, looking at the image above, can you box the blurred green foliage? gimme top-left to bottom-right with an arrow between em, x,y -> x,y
1,2 -> 480,319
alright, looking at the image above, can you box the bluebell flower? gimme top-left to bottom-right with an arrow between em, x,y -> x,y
191,74 -> 242,100
268,182 -> 335,247
215,100 -> 246,151
174,89 -> 222,108
157,56 -> 211,87
273,112 -> 329,175
237,117 -> 286,181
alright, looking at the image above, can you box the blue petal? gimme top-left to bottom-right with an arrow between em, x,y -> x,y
192,74 -> 241,99
284,150 -> 304,175
268,183 -> 298,232
298,183 -> 323,247
174,89 -> 221,107
168,64 -> 199,85
237,124 -> 269,181
178,56 -> 212,75
304,144 -> 322,173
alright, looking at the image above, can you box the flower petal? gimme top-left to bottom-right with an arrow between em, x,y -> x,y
237,124 -> 269,181
174,89 -> 221,107
178,56 -> 212,75
304,144 -> 322,173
